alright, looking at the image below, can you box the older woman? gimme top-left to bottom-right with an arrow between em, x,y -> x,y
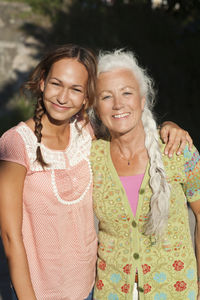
90,50 -> 200,300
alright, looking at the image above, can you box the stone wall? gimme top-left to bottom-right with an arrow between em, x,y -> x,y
0,1 -> 49,107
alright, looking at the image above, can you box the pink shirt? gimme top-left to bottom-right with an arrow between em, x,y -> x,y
120,174 -> 144,216
0,121 -> 97,300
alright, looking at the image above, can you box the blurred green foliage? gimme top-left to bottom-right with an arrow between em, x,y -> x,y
0,96 -> 34,136
5,0 -> 63,15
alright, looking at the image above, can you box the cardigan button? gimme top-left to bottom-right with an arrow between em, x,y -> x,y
132,221 -> 137,227
133,253 -> 139,259
139,188 -> 145,194
138,286 -> 144,292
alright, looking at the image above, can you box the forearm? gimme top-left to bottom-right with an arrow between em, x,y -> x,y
195,219 -> 200,293
189,200 -> 200,299
2,235 -> 37,300
0,162 -> 35,299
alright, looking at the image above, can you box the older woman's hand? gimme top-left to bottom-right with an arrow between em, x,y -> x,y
160,121 -> 193,158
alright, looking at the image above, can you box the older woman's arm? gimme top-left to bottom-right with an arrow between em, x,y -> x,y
190,199 -> 200,300
160,121 -> 193,158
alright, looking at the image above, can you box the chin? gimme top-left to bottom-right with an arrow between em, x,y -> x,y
112,127 -> 134,136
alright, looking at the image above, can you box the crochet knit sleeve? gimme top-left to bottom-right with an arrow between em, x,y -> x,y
0,126 -> 28,169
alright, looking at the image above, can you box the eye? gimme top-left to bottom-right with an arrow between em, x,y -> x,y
123,92 -> 132,96
72,87 -> 83,93
101,95 -> 111,100
50,81 -> 60,86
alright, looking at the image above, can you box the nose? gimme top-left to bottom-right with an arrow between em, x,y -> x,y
112,94 -> 123,110
57,88 -> 68,104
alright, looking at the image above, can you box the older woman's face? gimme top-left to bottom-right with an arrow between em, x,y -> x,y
97,68 -> 145,136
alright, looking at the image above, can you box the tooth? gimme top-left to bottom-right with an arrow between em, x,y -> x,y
113,113 -> 129,118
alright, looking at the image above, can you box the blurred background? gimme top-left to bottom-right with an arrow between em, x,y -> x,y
0,0 -> 199,299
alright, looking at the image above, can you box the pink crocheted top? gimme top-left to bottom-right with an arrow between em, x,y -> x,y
120,174 -> 144,216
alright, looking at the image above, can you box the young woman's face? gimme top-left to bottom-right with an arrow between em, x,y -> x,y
97,68 -> 145,137
40,58 -> 88,124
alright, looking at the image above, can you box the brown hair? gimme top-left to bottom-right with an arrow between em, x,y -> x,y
22,44 -> 97,167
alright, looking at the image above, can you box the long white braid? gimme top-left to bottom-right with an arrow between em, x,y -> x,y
93,49 -> 171,236
142,106 -> 171,235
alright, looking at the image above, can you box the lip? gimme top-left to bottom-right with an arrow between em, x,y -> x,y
112,112 -> 130,119
52,102 -> 70,111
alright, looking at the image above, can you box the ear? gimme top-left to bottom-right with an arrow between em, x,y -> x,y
83,97 -> 87,106
141,97 -> 146,111
40,79 -> 45,92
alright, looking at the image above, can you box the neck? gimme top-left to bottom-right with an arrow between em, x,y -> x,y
110,125 -> 146,159
42,114 -> 70,137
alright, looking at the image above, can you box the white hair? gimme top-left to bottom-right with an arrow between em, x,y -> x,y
91,49 -> 171,236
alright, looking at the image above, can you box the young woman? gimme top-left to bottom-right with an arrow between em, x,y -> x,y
0,44 -> 193,300
0,44 -> 97,300
90,50 -> 200,300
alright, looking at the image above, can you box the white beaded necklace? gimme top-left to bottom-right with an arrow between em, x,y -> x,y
51,155 -> 92,205
50,122 -> 93,205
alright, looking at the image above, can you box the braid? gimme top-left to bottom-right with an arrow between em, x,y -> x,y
33,96 -> 48,167
142,107 -> 171,236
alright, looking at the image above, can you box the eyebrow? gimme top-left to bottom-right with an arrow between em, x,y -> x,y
71,84 -> 84,88
49,77 -> 84,88
49,77 -> 61,82
99,85 -> 136,94
120,86 -> 136,91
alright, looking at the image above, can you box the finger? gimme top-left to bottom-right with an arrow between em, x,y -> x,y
185,132 -> 193,151
176,131 -> 193,154
160,126 -> 170,144
168,136 -> 182,158
176,139 -> 187,155
164,129 -> 177,157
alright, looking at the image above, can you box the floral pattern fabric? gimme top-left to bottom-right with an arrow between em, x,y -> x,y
90,139 -> 200,300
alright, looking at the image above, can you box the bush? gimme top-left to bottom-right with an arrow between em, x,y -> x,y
5,0 -> 64,15
0,95 -> 34,136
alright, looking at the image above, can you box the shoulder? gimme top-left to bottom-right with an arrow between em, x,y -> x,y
24,118 -> 35,131
160,140 -> 199,166
0,123 -> 29,167
0,122 -> 25,144
91,139 -> 108,149
160,140 -> 200,180
182,144 -> 200,172
90,139 -> 108,167
91,139 -> 108,155
82,121 -> 95,139
72,120 -> 92,140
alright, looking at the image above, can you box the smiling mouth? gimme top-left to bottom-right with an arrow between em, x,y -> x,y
112,113 -> 130,119
52,103 -> 70,110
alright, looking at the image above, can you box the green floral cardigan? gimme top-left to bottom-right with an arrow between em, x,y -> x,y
90,139 -> 200,300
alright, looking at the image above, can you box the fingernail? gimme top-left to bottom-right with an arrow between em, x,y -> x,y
169,153 -> 172,158
177,151 -> 180,155
165,151 -> 168,155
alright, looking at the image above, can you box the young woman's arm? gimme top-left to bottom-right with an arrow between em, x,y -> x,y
190,199 -> 200,300
0,161 -> 37,300
160,121 -> 193,157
